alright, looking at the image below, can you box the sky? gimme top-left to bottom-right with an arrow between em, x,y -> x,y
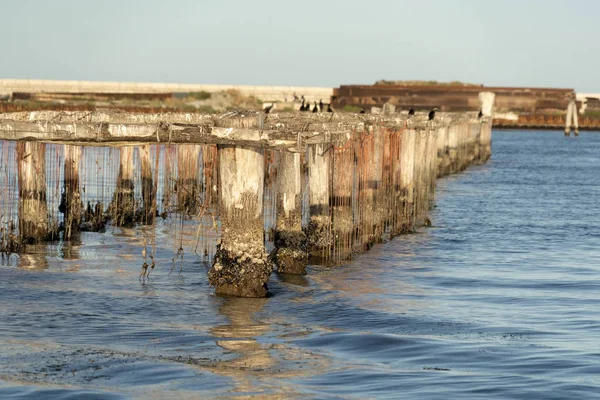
1,0 -> 598,92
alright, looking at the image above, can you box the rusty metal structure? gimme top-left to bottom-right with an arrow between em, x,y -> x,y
331,84 -> 575,113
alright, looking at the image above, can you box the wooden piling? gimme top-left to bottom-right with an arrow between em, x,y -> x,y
480,121 -> 492,162
202,145 -> 218,206
436,125 -> 449,177
272,151 -> 307,274
208,145 -> 270,297
110,146 -> 135,226
399,128 -> 416,232
176,144 -> 201,212
332,138 -> 354,262
138,144 -> 156,224
17,142 -> 51,243
306,142 -> 331,258
61,145 -> 82,239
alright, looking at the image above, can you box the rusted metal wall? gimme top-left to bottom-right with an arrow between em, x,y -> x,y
331,85 -> 574,113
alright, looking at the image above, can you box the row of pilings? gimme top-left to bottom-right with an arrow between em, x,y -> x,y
0,111 -> 491,297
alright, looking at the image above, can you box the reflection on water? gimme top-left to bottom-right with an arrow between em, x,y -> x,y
1,130 -> 600,398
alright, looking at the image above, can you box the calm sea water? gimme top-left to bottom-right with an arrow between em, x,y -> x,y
1,130 -> 599,399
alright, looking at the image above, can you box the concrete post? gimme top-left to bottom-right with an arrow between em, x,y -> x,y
61,145 -> 82,239
306,142 -> 331,256
209,145 -> 270,297
17,142 -> 50,243
272,151 -> 307,274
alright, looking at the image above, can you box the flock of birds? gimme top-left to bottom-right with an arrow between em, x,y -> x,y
298,99 -> 333,113
264,101 -> 484,122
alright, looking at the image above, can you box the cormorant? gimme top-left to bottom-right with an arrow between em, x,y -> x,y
428,108 -> 436,121
359,108 -> 365,114
408,107 -> 415,116
477,108 -> 483,119
300,100 -> 306,111
327,104 -> 333,113
319,99 -> 324,112
264,103 -> 274,114
312,101 -> 318,113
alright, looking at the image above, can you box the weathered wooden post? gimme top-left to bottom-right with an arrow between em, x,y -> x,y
138,145 -> 155,224
17,142 -> 50,243
470,122 -> 481,164
399,128 -> 416,232
111,146 -> 135,226
413,128 -> 426,225
478,91 -> 495,161
436,125 -> 449,177
306,142 -> 331,257
366,126 -> 384,244
177,144 -> 201,212
447,124 -> 459,174
61,145 -> 82,239
208,145 -> 270,297
425,129 -> 438,211
331,139 -> 354,262
272,151 -> 307,274
202,144 -> 218,205
480,121 -> 492,162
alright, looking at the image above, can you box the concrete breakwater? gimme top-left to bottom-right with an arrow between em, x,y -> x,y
0,79 -> 333,103
0,110 -> 491,297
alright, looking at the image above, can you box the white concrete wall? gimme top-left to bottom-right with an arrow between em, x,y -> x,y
0,79 -> 333,103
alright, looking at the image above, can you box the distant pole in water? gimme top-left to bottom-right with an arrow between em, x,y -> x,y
565,95 -> 579,136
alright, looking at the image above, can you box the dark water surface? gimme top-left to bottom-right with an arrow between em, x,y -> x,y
1,130 -> 600,399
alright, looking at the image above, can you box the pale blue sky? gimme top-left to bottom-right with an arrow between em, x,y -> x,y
1,0 -> 598,91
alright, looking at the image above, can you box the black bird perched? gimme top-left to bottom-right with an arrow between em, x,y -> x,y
300,99 -> 306,111
327,103 -> 333,113
264,103 -> 274,114
319,99 -> 324,112
408,107 -> 415,116
359,108 -> 365,114
312,101 -> 318,113
477,108 -> 483,119
428,108 -> 437,121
